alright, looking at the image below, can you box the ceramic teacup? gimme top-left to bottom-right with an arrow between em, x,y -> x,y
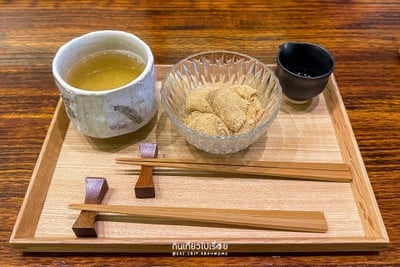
52,30 -> 157,138
275,42 -> 335,104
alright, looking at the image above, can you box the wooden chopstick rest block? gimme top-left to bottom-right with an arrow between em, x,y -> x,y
72,177 -> 109,237
135,143 -> 158,198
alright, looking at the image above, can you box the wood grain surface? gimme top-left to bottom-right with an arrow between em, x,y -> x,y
0,0 -> 399,266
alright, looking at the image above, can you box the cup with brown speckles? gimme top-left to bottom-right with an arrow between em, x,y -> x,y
52,30 -> 157,138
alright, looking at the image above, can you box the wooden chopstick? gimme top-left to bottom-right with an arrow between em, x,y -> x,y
115,157 -> 352,182
116,157 -> 349,171
69,203 -> 328,233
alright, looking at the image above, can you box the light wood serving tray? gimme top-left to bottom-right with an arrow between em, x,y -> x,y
10,65 -> 389,253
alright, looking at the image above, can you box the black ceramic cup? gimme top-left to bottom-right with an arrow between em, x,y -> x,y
275,42 -> 335,103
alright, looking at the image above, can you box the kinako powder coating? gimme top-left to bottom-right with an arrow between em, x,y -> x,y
184,83 -> 265,136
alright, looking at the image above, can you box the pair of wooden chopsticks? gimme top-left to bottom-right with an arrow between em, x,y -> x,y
115,157 -> 352,182
69,203 -> 328,233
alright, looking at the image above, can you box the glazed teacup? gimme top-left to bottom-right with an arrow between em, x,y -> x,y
275,42 -> 335,104
52,30 -> 157,138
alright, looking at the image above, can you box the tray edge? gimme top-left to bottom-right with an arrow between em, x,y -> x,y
9,100 -> 69,243
324,75 -> 389,245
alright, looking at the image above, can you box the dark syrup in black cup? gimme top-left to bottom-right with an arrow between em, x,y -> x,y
275,42 -> 335,103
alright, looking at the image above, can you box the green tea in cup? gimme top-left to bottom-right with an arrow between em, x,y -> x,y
66,50 -> 145,91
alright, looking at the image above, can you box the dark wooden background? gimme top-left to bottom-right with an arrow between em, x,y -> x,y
1,1 -> 399,266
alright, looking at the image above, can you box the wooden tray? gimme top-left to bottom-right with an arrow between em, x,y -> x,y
10,65 -> 388,253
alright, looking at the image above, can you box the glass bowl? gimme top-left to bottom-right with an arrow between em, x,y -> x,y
160,51 -> 282,154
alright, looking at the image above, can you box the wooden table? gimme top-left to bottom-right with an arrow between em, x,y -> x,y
1,1 -> 399,266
